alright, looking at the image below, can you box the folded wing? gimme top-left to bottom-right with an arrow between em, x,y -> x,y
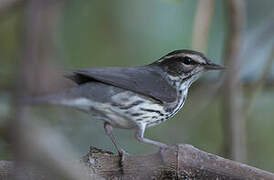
65,66 -> 176,103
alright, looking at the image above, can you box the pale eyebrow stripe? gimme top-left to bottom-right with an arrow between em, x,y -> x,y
187,54 -> 205,64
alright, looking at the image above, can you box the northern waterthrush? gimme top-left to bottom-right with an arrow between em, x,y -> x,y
38,49 -> 224,155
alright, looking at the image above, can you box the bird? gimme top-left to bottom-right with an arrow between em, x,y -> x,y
35,49 -> 224,157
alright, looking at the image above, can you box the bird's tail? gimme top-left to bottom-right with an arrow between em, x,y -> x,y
23,85 -> 87,109
24,95 -> 55,106
23,91 -> 70,106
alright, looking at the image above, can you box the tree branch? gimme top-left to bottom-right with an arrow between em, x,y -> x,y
0,145 -> 273,179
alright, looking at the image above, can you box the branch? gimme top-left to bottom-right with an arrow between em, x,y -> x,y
0,145 -> 273,179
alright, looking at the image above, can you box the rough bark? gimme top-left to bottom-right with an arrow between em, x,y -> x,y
0,145 -> 273,180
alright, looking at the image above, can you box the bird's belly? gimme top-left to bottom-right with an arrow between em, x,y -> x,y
88,101 -> 166,129
88,103 -> 137,129
109,91 -> 167,127
59,91 -> 168,128
104,112 -> 137,129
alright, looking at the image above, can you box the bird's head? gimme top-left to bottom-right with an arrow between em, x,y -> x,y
153,49 -> 224,86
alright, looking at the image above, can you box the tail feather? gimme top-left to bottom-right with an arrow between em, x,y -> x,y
24,94 -> 63,105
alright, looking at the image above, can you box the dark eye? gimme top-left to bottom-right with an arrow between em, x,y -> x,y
182,56 -> 195,65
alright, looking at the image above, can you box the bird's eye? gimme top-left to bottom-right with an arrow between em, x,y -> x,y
182,56 -> 195,65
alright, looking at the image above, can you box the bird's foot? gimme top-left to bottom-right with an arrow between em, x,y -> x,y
157,143 -> 169,151
118,149 -> 129,173
157,143 -> 169,158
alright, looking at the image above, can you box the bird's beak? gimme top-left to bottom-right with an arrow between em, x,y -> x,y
204,62 -> 225,70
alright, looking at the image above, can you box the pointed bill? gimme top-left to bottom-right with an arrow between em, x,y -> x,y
204,62 -> 225,70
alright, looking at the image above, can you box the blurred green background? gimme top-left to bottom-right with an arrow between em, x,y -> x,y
0,0 -> 274,173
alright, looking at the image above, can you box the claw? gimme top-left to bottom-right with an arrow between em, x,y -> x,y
157,144 -> 168,154
118,149 -> 129,158
159,143 -> 169,148
118,149 -> 129,174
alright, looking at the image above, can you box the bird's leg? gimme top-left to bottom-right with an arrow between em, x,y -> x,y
104,122 -> 128,171
103,122 -> 127,156
135,123 -> 168,149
